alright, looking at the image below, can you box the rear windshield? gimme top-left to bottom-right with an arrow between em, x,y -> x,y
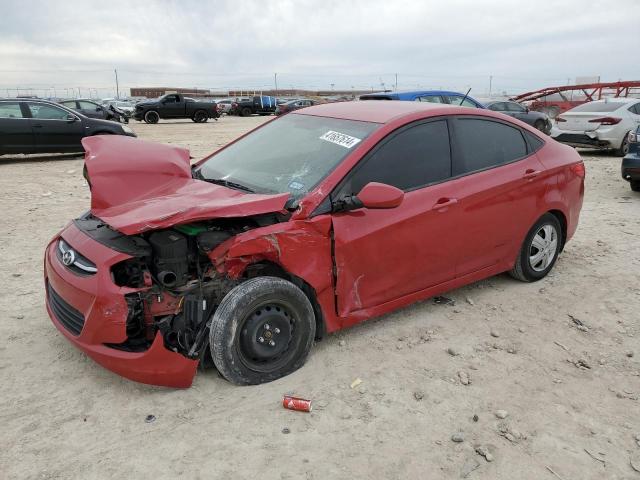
196,114 -> 379,197
571,101 -> 626,113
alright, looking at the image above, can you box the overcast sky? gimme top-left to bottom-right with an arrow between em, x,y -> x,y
1,0 -> 638,98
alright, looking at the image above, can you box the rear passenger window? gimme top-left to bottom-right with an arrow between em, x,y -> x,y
524,131 -> 544,152
339,120 -> 451,195
415,96 -> 445,104
0,103 -> 24,118
453,118 -> 528,175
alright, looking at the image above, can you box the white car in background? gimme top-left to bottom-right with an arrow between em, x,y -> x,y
551,98 -> 640,156
215,99 -> 233,114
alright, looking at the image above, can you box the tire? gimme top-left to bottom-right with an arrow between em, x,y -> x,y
510,213 -> 562,282
193,110 -> 208,123
143,110 -> 159,124
614,133 -> 630,156
210,276 -> 315,385
240,107 -> 252,117
533,120 -> 546,132
631,180 -> 640,192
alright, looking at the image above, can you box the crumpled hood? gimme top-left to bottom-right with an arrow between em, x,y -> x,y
82,136 -> 289,235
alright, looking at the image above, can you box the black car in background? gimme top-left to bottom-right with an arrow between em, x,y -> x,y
622,126 -> 640,192
485,100 -> 552,134
58,99 -> 118,121
275,98 -> 317,115
0,99 -> 136,155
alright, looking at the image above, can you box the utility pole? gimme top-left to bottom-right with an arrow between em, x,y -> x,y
395,73 -> 398,91
114,69 -> 120,99
274,73 -> 278,96
489,75 -> 493,98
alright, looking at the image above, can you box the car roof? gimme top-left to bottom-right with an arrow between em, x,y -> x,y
361,90 -> 472,99
294,100 -> 467,123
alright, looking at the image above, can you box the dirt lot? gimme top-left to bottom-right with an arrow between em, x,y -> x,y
1,116 -> 639,480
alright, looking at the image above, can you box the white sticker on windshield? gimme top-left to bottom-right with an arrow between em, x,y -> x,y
319,131 -> 362,149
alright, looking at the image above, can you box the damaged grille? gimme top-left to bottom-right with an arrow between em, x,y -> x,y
47,282 -> 85,336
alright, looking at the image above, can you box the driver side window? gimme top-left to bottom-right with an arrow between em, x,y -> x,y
336,120 -> 452,197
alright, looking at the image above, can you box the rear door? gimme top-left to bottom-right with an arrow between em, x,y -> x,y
26,102 -> 84,152
504,102 -> 529,122
449,117 -> 546,275
78,101 -> 106,119
0,102 -> 34,153
331,119 -> 461,315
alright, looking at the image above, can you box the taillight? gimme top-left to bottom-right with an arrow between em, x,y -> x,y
556,117 -> 566,123
588,117 -> 621,125
570,162 -> 585,178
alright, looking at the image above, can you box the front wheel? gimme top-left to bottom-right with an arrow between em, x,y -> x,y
144,110 -> 159,124
614,134 -> 630,156
210,276 -> 315,385
510,213 -> 562,282
240,107 -> 252,117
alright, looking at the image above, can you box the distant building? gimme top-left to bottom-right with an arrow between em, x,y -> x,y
129,87 -> 216,98
130,87 -> 372,99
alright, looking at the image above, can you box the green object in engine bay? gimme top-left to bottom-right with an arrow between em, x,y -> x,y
174,223 -> 209,236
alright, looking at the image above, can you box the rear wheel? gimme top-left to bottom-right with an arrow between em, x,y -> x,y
210,276 -> 315,385
144,110 -> 159,124
614,134 -> 630,156
510,213 -> 562,282
533,120 -> 546,132
193,110 -> 208,123
240,107 -> 252,117
631,180 -> 640,192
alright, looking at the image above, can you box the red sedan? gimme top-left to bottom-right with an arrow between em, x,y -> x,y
44,101 -> 585,387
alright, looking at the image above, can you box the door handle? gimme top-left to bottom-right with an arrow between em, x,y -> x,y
523,169 -> 540,180
432,197 -> 458,210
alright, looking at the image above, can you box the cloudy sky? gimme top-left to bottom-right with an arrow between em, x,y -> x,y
1,0 -> 638,98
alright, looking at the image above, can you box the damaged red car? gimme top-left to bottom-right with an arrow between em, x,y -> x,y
44,101 -> 585,388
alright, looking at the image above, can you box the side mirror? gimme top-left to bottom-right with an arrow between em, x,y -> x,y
357,182 -> 404,209
65,114 -> 77,122
96,106 -> 103,112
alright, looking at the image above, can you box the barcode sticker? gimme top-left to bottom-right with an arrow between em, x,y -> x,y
319,131 -> 362,149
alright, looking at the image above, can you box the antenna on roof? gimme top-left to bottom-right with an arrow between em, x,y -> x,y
459,88 -> 472,105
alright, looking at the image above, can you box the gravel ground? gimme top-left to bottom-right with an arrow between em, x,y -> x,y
1,115 -> 639,480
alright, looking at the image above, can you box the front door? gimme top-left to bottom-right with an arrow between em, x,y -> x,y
330,119 -> 460,316
26,102 -> 84,152
159,94 -> 184,118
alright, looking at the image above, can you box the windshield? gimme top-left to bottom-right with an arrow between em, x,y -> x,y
196,114 -> 378,197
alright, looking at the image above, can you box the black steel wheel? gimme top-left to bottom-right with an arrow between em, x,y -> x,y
193,110 -> 208,123
240,107 -> 252,117
210,276 -> 315,385
144,110 -> 159,124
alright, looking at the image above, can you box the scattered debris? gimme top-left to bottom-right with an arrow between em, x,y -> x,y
282,395 -> 312,412
282,427 -> 291,434
507,347 -> 517,354
626,351 -> 634,358
554,341 -> 570,352
338,340 -> 346,347
490,330 -> 500,338
413,391 -> 424,401
518,327 -> 525,333
11,273 -> 21,278
546,466 -> 568,480
461,458 -> 480,478
41,191 -> 52,197
475,446 -> 494,462
569,358 -> 592,369
451,432 -> 465,443
447,347 -> 460,357
583,448 -> 605,466
458,371 -> 471,386
350,378 -> 362,389
144,414 -> 156,423
433,296 -> 455,306
472,414 -> 479,422
495,410 -> 509,419
568,314 -> 589,332
630,456 -> 640,473
466,297 -> 475,306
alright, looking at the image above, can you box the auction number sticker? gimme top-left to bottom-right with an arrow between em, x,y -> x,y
319,131 -> 362,149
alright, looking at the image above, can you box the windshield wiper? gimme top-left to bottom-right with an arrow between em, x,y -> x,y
200,177 -> 255,193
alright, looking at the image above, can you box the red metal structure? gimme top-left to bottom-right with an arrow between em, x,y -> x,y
512,81 -> 640,118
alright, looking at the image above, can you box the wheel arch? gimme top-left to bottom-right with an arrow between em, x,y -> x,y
548,209 -> 568,251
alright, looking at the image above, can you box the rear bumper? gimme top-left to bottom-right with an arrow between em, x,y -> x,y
44,223 -> 198,388
551,126 -> 623,150
622,153 -> 640,182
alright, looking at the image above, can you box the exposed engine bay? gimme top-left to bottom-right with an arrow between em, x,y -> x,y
74,212 -> 288,360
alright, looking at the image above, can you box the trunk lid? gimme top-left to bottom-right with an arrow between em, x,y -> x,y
556,112 -> 606,131
82,136 -> 289,235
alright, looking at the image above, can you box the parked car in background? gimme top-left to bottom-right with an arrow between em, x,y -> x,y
622,126 -> 640,191
359,90 -> 484,108
216,99 -> 233,114
0,98 -> 135,155
485,100 -> 552,134
133,93 -> 219,124
229,96 -> 278,116
103,99 -> 135,116
551,99 -> 640,156
58,99 -> 120,121
275,98 -> 317,115
44,101 -> 584,388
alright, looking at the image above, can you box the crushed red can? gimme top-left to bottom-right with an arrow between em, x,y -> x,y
282,395 -> 312,412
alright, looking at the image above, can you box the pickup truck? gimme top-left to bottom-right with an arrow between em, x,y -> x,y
133,93 -> 220,124
229,96 -> 278,116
